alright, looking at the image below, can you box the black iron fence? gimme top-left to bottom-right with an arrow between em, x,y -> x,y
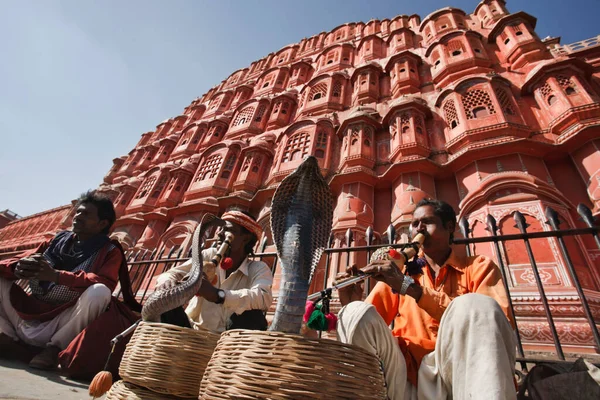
121,204 -> 600,368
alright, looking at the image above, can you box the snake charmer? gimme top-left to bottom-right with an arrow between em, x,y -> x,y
336,198 -> 517,400
155,210 -> 273,332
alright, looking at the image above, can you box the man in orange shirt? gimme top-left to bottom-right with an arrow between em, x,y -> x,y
336,199 -> 516,400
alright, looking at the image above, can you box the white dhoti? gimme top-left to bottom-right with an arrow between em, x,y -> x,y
0,278 -> 111,349
337,293 -> 517,400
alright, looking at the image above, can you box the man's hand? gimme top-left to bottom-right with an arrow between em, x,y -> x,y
14,255 -> 58,282
361,259 -> 405,294
334,265 -> 364,307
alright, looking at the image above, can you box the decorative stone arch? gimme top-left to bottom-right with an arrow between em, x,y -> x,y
110,231 -> 136,251
458,171 -> 574,220
156,220 -> 199,256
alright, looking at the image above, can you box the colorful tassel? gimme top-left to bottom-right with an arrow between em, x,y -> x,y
89,370 -> 113,398
303,300 -> 316,323
304,301 -> 337,332
325,313 -> 338,331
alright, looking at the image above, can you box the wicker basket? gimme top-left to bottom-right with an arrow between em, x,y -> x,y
106,380 -> 179,399
199,330 -> 387,400
119,321 -> 220,398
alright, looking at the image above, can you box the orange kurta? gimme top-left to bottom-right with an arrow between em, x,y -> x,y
365,248 -> 514,386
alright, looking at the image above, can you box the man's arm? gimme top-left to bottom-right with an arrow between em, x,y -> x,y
222,262 -> 273,315
0,242 -> 49,280
365,281 -> 400,326
416,255 -> 513,325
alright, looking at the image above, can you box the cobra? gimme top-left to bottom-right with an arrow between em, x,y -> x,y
269,156 -> 334,334
141,214 -> 233,322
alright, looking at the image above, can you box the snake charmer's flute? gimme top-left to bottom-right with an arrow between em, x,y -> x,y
159,231 -> 234,327
307,233 -> 425,301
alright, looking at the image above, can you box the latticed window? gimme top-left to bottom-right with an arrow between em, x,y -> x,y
315,131 -> 327,159
415,116 -> 425,135
350,127 -> 360,146
151,175 -> 168,198
462,89 -> 496,119
196,154 -> 223,181
241,154 -> 252,172
192,129 -> 204,144
210,125 -> 223,137
400,113 -> 411,134
309,82 -> 328,101
136,176 -> 157,199
536,82 -> 556,106
390,120 -> 398,138
364,126 -> 373,147
251,155 -> 263,172
332,81 -> 342,98
509,24 -> 524,37
432,51 -> 441,68
179,130 -> 193,146
221,153 -> 238,179
281,102 -> 289,114
556,75 -> 577,95
233,106 -> 255,126
254,104 -> 267,122
443,99 -> 459,128
282,132 -> 311,162
495,87 -> 517,116
272,101 -> 282,114
447,40 -> 464,57
436,17 -> 452,32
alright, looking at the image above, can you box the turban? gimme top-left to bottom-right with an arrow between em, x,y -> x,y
221,211 -> 262,240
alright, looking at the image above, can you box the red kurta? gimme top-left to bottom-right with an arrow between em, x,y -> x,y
0,236 -> 124,321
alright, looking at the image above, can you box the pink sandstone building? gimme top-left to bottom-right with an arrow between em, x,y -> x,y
1,1 -> 599,353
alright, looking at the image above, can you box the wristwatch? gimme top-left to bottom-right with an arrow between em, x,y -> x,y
215,289 -> 226,304
399,276 -> 415,295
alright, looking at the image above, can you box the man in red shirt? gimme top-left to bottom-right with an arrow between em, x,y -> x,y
0,191 -> 129,370
336,199 -> 516,400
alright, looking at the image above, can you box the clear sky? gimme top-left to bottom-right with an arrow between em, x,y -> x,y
1,0 -> 599,217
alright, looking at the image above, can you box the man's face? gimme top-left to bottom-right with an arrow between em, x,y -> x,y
410,205 -> 453,251
215,221 -> 251,254
72,203 -> 108,237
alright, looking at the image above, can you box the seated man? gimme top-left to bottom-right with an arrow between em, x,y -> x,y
156,210 -> 273,332
0,191 -> 125,370
336,199 -> 516,400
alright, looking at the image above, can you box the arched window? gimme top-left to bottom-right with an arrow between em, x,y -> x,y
495,87 -> 517,116
195,154 -> 223,181
536,82 -> 554,107
151,175 -> 168,198
221,153 -> 237,179
316,130 -> 328,158
557,75 -> 577,95
443,99 -> 459,128
400,113 -> 410,135
462,89 -> 496,119
332,81 -> 343,97
254,104 -> 267,122
234,106 -> 255,126
251,155 -> 263,173
435,16 -> 452,33
309,82 -> 328,102
136,176 -> 157,199
447,40 -> 464,57
282,132 -> 311,162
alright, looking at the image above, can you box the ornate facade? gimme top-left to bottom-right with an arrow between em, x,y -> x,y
1,1 -> 600,353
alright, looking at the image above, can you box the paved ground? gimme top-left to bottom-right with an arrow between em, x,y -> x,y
0,359 -> 104,400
